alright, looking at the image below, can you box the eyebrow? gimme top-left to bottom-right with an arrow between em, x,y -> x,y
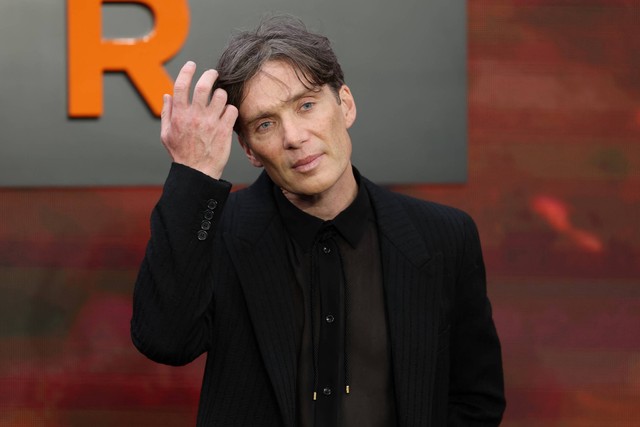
243,88 -> 320,128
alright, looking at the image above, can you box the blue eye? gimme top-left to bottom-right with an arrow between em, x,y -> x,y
301,102 -> 314,111
257,121 -> 272,131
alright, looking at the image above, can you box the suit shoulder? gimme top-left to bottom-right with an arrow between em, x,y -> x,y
399,191 -> 469,217
364,178 -> 474,226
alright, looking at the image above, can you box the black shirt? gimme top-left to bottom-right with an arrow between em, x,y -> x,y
274,172 -> 397,427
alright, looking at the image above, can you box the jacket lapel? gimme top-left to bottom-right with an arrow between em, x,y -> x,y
365,179 -> 443,426
223,173 -> 298,427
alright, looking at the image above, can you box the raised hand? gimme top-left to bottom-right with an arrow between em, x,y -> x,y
160,61 -> 239,179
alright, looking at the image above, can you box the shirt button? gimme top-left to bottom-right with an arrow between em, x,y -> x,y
207,199 -> 218,210
323,387 -> 332,396
325,314 -> 335,324
201,220 -> 211,230
322,246 -> 331,254
204,210 -> 214,220
197,230 -> 208,241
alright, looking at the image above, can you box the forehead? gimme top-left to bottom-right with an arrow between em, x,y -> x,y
239,61 -> 315,114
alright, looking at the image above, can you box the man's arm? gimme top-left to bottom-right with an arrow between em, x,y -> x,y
130,62 -> 238,365
131,164 -> 231,365
448,214 -> 506,425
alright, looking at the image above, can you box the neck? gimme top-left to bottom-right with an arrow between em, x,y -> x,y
282,167 -> 358,221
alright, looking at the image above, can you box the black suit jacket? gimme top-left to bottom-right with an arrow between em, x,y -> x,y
132,164 -> 505,426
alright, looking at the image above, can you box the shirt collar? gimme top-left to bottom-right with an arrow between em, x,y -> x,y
273,168 -> 373,251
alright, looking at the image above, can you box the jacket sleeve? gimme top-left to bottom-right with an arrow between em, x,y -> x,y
448,213 -> 506,425
130,163 -> 232,366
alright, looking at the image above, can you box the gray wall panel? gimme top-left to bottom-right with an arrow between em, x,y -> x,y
0,0 -> 466,186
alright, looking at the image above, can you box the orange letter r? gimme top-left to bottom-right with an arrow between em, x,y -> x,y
68,0 -> 189,117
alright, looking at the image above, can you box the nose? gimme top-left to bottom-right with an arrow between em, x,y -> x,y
282,116 -> 308,149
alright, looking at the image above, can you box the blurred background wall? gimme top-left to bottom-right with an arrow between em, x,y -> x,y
1,1 -> 639,426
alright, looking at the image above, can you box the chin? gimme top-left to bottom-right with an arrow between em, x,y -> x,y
284,177 -> 329,197
289,184 -> 327,198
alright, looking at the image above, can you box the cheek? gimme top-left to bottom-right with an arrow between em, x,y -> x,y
255,147 -> 287,171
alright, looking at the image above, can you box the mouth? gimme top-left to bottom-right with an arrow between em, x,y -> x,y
292,154 -> 323,172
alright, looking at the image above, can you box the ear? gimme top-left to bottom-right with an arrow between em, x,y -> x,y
338,85 -> 357,129
238,136 -> 263,168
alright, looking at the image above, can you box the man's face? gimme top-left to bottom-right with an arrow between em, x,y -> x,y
237,60 -> 356,198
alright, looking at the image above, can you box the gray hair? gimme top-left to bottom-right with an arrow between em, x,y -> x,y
213,15 -> 345,129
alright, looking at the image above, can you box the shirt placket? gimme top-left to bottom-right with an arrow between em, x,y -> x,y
314,230 -> 342,427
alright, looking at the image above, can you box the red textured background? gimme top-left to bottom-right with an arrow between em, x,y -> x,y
1,2 -> 639,425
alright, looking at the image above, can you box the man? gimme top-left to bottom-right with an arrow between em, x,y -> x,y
132,16 -> 505,427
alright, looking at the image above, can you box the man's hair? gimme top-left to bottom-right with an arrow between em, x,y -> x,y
213,15 -> 345,119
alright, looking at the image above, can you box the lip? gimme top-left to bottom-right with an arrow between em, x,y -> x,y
292,154 -> 323,172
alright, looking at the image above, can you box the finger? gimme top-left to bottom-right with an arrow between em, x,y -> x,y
192,69 -> 219,108
160,94 -> 173,143
220,104 -> 239,131
172,61 -> 196,108
209,88 -> 229,116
